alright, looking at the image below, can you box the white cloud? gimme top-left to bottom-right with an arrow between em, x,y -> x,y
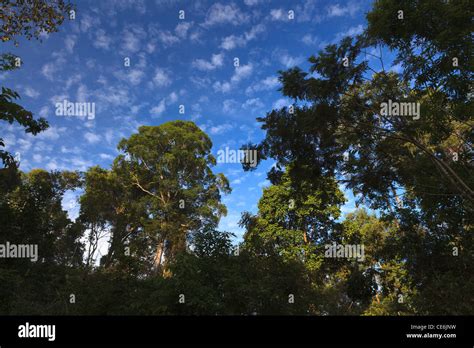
136,53 -> 147,69
220,35 -> 245,51
96,85 -> 130,107
76,84 -> 89,103
190,76 -> 212,89
242,98 -> 264,110
152,21 -> 193,46
150,99 -> 166,116
46,160 -> 59,171
209,123 -> 234,135
115,68 -> 145,86
64,35 -> 77,54
104,129 -> 115,145
129,104 -> 141,115
302,33 -> 318,46
121,25 -> 146,53
270,9 -> 288,21
335,24 -> 364,40
168,91 -> 178,104
65,73 -> 82,89
37,126 -> 66,141
246,76 -> 280,94
327,4 -> 347,17
294,0 -> 323,23
152,68 -> 171,87
149,91 -> 179,116
2,133 -> 16,148
244,0 -> 265,5
38,106 -> 49,118
16,138 -> 32,153
213,81 -> 232,93
104,0 -> 147,15
99,153 -> 114,160
213,63 -> 253,93
158,30 -> 180,45
204,3 -> 249,27
175,22 -> 192,39
41,63 -> 56,80
61,146 -> 82,154
84,132 -> 101,144
345,24 -> 364,36
218,213 -> 244,237
50,94 -> 69,105
80,14 -> 100,33
128,69 -> 145,85
189,30 -> 203,43
273,98 -> 289,109
24,86 -> 39,98
192,53 -> 224,71
327,2 -> 360,18
222,99 -> 238,114
93,29 -> 112,50
146,41 -> 156,53
279,53 -> 304,68
263,76 -> 280,89
86,59 -> 96,69
220,24 -> 265,50
32,153 -> 43,163
123,31 -> 140,52
231,63 -> 253,83
34,141 -> 52,153
69,156 -> 94,171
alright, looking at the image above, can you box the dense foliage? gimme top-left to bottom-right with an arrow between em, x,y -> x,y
0,0 -> 472,315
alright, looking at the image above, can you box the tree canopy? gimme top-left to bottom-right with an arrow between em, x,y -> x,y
0,0 -> 472,316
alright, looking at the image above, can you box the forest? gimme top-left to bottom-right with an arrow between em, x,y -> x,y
0,0 -> 472,316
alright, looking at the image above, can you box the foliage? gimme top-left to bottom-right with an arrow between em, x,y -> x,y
1,0 -> 472,316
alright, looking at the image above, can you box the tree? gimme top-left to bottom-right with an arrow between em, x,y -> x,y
0,169 -> 84,314
169,228 -> 315,315
250,0 -> 473,211
0,168 -> 83,265
0,88 -> 48,166
0,0 -> 74,44
80,121 -> 231,274
244,0 -> 473,314
241,165 -> 344,272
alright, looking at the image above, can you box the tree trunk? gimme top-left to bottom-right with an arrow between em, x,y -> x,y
154,240 -> 165,271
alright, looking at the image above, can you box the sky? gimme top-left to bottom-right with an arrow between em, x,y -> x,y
2,0 -> 380,251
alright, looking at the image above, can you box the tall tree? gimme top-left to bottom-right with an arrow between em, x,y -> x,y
244,0 -> 473,314
80,121 -> 231,274
241,165 -> 344,271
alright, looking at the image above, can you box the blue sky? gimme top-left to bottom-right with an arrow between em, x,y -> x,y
2,0 -> 380,244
